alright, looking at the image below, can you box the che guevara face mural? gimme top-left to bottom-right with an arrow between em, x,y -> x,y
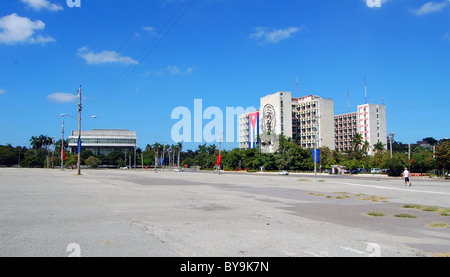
262,104 -> 276,134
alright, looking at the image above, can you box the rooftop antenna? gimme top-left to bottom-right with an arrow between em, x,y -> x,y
382,96 -> 384,105
296,76 -> 299,98
364,75 -> 367,104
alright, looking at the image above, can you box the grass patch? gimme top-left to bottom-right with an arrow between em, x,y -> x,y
439,209 -> 450,216
307,193 -> 325,197
317,180 -> 325,182
422,206 -> 440,212
426,222 -> 449,228
297,179 -> 311,182
402,204 -> 450,216
394,214 -> 417,218
359,196 -> 389,202
367,212 -> 385,217
402,204 -> 422,209
335,195 -> 351,199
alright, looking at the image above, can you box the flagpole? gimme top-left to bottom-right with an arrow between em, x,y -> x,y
77,85 -> 82,175
61,117 -> 64,171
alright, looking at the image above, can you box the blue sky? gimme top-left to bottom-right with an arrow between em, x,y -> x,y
0,0 -> 449,150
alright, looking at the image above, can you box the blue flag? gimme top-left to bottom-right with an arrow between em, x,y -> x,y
77,137 -> 82,154
160,157 -> 164,166
312,149 -> 320,163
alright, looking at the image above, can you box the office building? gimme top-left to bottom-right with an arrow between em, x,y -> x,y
68,129 -> 137,156
238,91 -> 386,155
334,112 -> 358,152
357,103 -> 387,155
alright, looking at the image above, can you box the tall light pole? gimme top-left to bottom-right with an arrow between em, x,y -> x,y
61,116 -> 65,170
77,86 -> 82,175
389,132 -> 394,159
61,111 -> 96,172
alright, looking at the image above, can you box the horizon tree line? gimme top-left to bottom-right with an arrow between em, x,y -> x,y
0,134 -> 449,177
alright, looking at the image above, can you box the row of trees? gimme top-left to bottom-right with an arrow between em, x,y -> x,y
1,134 -> 449,177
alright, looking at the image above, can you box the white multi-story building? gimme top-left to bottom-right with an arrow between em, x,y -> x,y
240,91 -> 335,152
292,95 -> 335,150
239,91 -> 386,155
357,103 -> 387,155
334,112 -> 358,152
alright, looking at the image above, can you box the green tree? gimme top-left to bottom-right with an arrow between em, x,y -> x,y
85,156 -> 102,168
435,141 -> 450,174
373,141 -> 386,154
381,152 -> 409,176
410,146 -> 435,173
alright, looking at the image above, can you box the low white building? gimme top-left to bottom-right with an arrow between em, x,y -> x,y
68,129 -> 137,156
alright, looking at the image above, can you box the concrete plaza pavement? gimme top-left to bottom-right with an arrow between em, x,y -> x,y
0,168 -> 449,257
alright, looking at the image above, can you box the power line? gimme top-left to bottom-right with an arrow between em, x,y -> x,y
81,0 -> 158,87
97,0 -> 197,97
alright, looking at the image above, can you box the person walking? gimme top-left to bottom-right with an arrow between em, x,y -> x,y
403,168 -> 411,186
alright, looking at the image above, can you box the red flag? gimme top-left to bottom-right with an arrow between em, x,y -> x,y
216,155 -> 222,166
62,148 -> 66,160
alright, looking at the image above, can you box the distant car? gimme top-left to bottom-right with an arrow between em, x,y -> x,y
278,171 -> 289,175
371,168 -> 382,174
350,169 -> 359,174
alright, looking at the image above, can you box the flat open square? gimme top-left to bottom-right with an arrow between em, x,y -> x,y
1,168 -> 449,257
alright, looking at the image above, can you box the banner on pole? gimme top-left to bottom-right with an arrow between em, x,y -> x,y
77,138 -> 82,154
216,155 -> 222,166
312,149 -> 320,163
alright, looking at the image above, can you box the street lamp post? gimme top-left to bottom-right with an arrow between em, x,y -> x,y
389,132 -> 394,159
77,86 -> 82,175
61,112 -> 96,173
61,116 -> 65,170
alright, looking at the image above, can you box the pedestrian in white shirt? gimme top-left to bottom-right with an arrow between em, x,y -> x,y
403,168 -> 411,186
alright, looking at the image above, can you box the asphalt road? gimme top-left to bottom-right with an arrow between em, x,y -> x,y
1,168 -> 449,257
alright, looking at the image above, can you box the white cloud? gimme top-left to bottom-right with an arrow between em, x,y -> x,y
0,13 -> 55,45
0,88 -> 6,94
142,26 -> 156,35
249,26 -> 303,44
47,92 -> 77,103
143,65 -> 194,76
77,47 -> 138,65
410,1 -> 448,16
21,0 -> 63,12
167,65 -> 194,75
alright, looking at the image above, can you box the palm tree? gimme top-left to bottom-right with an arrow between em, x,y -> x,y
362,140 -> 371,155
29,136 -> 40,150
177,142 -> 183,167
373,141 -> 386,154
351,133 -> 363,152
152,142 -> 161,167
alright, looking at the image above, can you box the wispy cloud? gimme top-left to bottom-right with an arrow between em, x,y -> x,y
410,1 -> 448,16
142,26 -> 156,35
21,0 -> 63,12
249,26 -> 304,44
167,65 -> 193,75
0,13 -> 55,45
47,92 -> 77,103
77,46 -> 138,65
444,33 -> 450,41
144,65 -> 194,76
0,88 -> 6,95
